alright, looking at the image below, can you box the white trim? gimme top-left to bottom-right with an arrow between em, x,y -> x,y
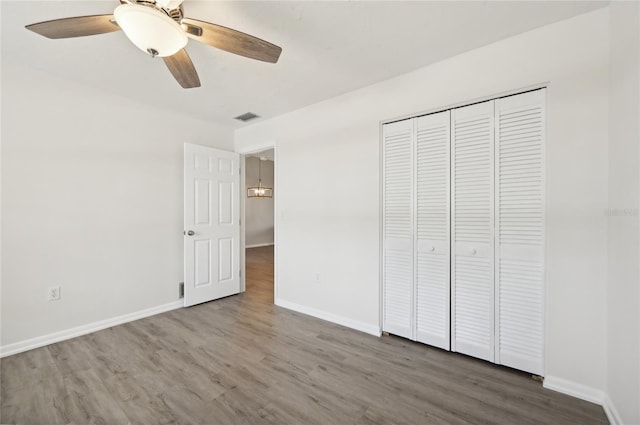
246,243 -> 274,249
0,300 -> 183,358
273,145 -> 279,304
542,375 -> 605,405
239,154 -> 247,292
602,394 -> 623,425
275,298 -> 381,337
235,140 -> 277,155
542,376 -> 623,424
381,82 -> 549,126
378,122 -> 384,337
236,140 -> 278,302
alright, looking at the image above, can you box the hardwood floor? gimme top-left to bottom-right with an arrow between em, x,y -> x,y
1,245 -> 607,424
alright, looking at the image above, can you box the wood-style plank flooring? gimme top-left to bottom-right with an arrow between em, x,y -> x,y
1,246 -> 607,424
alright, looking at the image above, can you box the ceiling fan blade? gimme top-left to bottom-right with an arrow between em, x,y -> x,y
181,18 -> 281,63
26,15 -> 120,39
163,49 -> 201,89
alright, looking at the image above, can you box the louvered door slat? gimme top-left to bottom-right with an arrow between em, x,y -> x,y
495,89 -> 545,375
415,111 -> 451,349
451,100 -> 495,362
382,119 -> 413,339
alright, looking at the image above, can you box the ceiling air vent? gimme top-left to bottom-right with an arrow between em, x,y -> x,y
234,112 -> 259,122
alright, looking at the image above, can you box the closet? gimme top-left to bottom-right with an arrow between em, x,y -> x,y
382,89 -> 545,376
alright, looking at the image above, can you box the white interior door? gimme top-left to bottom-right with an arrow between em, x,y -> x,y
451,100 -> 495,362
415,111 -> 451,349
495,89 -> 546,375
184,143 -> 240,307
382,118 -> 414,339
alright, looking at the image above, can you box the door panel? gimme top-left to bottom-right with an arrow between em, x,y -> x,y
185,143 -> 240,306
195,179 -> 211,224
415,111 -> 451,349
218,238 -> 233,281
219,181 -> 233,224
194,240 -> 211,287
382,118 -> 414,339
451,100 -> 495,362
495,89 -> 545,375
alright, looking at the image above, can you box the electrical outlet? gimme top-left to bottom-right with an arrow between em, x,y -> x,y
48,286 -> 61,301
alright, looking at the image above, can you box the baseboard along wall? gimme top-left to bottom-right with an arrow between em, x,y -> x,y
543,375 -> 621,425
0,300 -> 183,358
275,297 -> 381,337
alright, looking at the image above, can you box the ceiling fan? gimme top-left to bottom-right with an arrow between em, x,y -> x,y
25,0 -> 282,89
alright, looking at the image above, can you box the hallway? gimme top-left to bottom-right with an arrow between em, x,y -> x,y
245,245 -> 274,304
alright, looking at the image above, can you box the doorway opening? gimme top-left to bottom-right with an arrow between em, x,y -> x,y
242,149 -> 275,305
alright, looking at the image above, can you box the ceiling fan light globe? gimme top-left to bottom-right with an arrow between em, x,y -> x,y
114,4 -> 187,57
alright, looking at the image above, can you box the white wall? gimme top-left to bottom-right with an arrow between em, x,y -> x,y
607,2 -> 640,424
245,157 -> 274,247
237,8 -> 610,398
1,58 -> 234,350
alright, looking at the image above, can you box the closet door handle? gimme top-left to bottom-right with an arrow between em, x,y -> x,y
471,248 -> 477,255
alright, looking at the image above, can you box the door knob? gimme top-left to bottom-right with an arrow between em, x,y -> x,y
471,248 -> 477,255
186,230 -> 195,236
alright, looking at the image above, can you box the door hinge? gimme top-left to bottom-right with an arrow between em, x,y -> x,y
239,270 -> 242,278
179,282 -> 184,298
239,219 -> 241,226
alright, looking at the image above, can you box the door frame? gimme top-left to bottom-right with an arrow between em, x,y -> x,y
236,140 -> 278,303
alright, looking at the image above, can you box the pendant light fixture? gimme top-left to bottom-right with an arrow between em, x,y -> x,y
247,157 -> 273,198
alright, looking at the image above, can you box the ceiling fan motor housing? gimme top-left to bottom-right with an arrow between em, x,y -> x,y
155,0 -> 184,11
122,0 -> 184,17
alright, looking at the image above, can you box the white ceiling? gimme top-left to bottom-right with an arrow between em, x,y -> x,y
2,1 -> 606,129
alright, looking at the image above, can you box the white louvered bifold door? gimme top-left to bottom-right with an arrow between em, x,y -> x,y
382,119 -> 414,339
451,101 -> 495,362
495,89 -> 546,375
415,111 -> 451,349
